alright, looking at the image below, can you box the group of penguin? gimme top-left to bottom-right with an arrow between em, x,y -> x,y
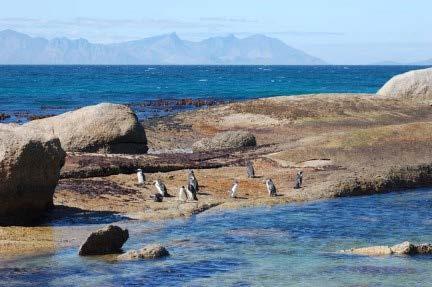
140,160 -> 303,203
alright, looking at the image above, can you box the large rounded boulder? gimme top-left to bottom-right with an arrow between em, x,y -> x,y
25,103 -> 148,154
377,68 -> 432,102
0,124 -> 65,225
79,225 -> 129,256
192,130 -> 256,153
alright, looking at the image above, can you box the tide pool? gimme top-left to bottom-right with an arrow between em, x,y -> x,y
1,188 -> 431,286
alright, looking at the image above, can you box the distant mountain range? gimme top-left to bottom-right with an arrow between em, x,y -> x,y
0,29 -> 325,65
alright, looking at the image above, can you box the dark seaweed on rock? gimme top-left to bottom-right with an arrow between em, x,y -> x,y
130,98 -> 228,108
27,114 -> 56,121
57,179 -> 138,197
60,146 -> 269,179
0,113 -> 11,121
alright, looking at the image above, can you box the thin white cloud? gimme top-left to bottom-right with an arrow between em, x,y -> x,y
0,17 -> 343,43
0,17 -> 223,30
0,17 -> 227,42
269,31 -> 344,37
200,17 -> 258,23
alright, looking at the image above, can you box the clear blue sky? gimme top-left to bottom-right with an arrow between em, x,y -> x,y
1,0 -> 431,64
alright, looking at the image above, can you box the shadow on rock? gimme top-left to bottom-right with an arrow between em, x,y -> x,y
39,206 -> 130,227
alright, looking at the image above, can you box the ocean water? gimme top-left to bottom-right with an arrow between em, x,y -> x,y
0,65 -> 430,122
1,188 -> 431,286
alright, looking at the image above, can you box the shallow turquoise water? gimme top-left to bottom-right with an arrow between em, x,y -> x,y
1,189 -> 432,286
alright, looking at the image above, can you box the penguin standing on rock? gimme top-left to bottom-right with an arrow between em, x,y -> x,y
266,179 -> 277,197
246,161 -> 255,178
154,179 -> 170,197
294,171 -> 303,189
136,169 -> 145,185
229,180 -> 239,198
178,186 -> 188,202
187,181 -> 198,201
188,170 -> 199,193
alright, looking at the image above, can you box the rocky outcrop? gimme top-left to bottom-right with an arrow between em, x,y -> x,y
79,225 -> 129,256
390,241 -> 414,255
414,243 -> 432,254
377,68 -> 432,103
0,124 -> 65,225
117,244 -> 170,260
342,245 -> 393,256
192,131 -> 256,153
342,241 -> 432,256
25,103 -> 148,154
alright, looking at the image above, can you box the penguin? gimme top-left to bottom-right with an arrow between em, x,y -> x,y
178,186 -> 188,202
266,179 -> 277,197
187,181 -> 198,201
188,170 -> 199,192
137,168 -> 145,185
246,161 -> 255,178
229,180 -> 239,198
294,171 -> 303,189
154,179 -> 170,197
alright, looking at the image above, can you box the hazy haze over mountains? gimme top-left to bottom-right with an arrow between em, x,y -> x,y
0,29 -> 325,65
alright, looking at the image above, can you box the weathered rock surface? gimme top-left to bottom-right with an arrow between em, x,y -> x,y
192,130 -> 256,153
378,68 -> 432,102
390,241 -> 415,255
117,244 -> 170,260
342,241 -> 432,256
79,225 -> 129,256
0,124 -> 65,225
343,245 -> 393,256
413,243 -> 432,255
25,103 -> 148,154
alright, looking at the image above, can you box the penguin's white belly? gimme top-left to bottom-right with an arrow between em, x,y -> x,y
137,172 -> 144,184
186,189 -> 194,200
179,189 -> 187,202
266,183 -> 272,195
156,185 -> 164,196
231,184 -> 238,197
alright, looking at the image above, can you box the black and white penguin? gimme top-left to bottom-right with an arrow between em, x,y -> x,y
246,161 -> 255,178
188,170 -> 199,192
154,179 -> 170,197
229,180 -> 239,198
187,181 -> 198,201
137,168 -> 145,185
266,179 -> 277,197
294,171 -> 303,189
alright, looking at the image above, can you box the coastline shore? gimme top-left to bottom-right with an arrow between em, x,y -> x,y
2,91 -> 432,259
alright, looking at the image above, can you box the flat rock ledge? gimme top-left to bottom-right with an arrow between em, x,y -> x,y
117,244 -> 170,260
79,225 -> 129,256
341,241 -> 432,256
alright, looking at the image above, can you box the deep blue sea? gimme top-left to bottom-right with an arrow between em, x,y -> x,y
0,65 -> 430,122
1,188 -> 431,286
